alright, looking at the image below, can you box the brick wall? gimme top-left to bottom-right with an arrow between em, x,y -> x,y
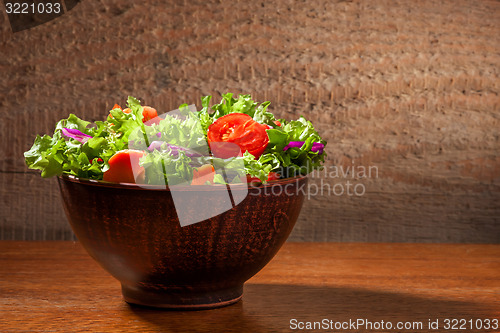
1,0 -> 499,242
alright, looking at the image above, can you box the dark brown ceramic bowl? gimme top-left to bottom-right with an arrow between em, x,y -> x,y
57,174 -> 308,309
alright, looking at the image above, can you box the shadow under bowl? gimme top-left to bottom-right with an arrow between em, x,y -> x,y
57,174 -> 308,309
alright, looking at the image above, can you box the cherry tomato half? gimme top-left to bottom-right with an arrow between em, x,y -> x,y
103,149 -> 145,184
142,106 -> 161,125
207,113 -> 269,159
191,164 -> 215,185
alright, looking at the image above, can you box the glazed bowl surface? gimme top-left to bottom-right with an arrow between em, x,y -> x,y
57,174 -> 307,309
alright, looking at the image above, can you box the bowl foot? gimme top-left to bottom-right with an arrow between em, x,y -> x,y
121,284 -> 243,310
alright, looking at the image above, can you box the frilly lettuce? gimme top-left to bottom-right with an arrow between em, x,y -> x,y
25,93 -> 327,184
139,150 -> 194,186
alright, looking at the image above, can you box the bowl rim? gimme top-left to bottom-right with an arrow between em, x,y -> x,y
58,173 -> 308,192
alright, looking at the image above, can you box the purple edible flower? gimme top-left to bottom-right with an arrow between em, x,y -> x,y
311,142 -> 325,154
62,128 -> 92,144
148,141 -> 164,152
148,141 -> 203,157
283,141 -> 324,154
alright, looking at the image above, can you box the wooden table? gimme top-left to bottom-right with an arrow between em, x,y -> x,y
1,242 -> 498,332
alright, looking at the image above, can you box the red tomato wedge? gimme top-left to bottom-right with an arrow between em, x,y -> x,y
142,106 -> 161,125
267,172 -> 281,181
103,150 -> 145,184
110,106 -> 160,125
191,164 -> 215,185
207,113 -> 269,159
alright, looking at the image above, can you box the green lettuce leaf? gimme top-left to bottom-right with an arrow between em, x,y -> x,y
252,101 -> 275,125
140,150 -> 194,185
242,151 -> 273,182
197,95 -> 214,132
24,134 -> 65,178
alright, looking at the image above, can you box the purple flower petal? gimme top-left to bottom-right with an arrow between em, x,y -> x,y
283,141 -> 305,150
147,141 -> 164,152
312,142 -> 325,154
62,128 -> 92,144
283,141 -> 324,154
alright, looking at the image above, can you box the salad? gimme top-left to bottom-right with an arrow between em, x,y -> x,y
24,93 -> 326,185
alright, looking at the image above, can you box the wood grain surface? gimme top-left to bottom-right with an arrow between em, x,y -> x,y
0,241 -> 499,332
0,0 -> 499,241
